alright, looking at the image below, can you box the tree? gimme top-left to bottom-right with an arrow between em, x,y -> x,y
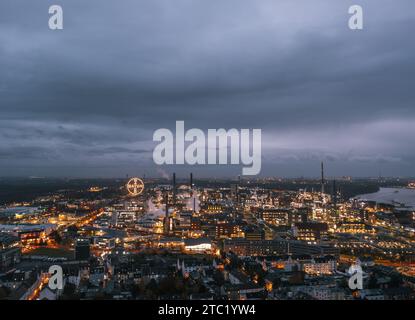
49,230 -> 62,244
0,286 -> 10,300
367,275 -> 378,289
145,278 -> 158,297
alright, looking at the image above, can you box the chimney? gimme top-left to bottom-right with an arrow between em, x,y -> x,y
165,193 -> 169,218
173,172 -> 176,205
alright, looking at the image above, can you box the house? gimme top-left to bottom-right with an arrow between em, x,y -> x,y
38,286 -> 61,300
228,270 -> 249,285
189,292 -> 215,300
383,287 -> 415,300
303,256 -> 337,275
360,289 -> 384,300
221,283 -> 265,300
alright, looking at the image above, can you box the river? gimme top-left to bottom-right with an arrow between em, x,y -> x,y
355,187 -> 415,209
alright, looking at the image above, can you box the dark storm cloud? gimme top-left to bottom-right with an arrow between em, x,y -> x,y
0,0 -> 414,177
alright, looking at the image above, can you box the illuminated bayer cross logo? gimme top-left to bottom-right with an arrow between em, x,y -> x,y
126,177 -> 145,196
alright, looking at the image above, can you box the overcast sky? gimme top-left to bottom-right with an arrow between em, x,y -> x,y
0,0 -> 414,178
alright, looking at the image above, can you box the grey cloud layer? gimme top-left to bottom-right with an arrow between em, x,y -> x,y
0,0 -> 414,177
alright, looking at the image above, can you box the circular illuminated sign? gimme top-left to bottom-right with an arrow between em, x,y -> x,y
126,177 -> 145,196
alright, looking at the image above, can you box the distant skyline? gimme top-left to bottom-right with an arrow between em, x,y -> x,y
1,0 -> 415,178
0,168 -> 413,180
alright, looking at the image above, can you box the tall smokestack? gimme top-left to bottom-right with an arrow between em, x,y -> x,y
190,173 -> 193,189
321,162 -> 325,194
332,179 -> 338,221
165,193 -> 169,218
172,173 -> 176,205
193,197 -> 196,213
